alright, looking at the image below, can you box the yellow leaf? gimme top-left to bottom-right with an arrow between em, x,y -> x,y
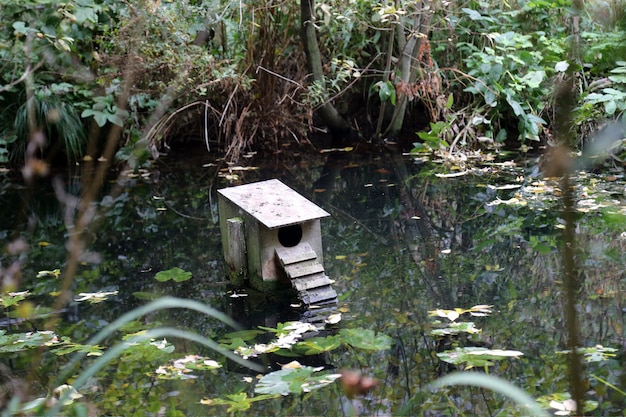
281,360 -> 302,369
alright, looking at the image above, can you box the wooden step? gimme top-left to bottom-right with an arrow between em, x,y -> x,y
300,286 -> 338,305
284,261 -> 325,279
292,272 -> 332,291
275,243 -> 317,266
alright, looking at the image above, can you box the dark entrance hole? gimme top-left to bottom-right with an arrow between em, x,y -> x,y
278,224 -> 303,247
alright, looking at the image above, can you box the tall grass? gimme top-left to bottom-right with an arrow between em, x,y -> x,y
14,93 -> 86,162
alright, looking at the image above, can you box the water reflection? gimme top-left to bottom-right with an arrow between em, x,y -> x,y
1,143 -> 624,415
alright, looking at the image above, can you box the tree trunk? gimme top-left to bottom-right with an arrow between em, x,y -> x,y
384,2 -> 432,138
300,0 -> 350,135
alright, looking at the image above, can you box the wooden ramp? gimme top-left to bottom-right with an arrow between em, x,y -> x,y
275,243 -> 338,309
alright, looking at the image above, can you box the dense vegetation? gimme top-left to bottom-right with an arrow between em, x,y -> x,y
1,0 -> 625,165
1,0 -> 625,415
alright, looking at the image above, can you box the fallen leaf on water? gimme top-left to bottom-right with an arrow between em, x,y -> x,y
435,171 -> 468,178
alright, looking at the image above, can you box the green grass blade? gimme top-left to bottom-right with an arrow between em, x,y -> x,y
426,372 -> 549,417
47,327 -> 265,416
56,296 -> 247,385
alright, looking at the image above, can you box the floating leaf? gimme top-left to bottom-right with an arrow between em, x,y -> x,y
339,328 -> 393,351
325,313 -> 342,324
74,291 -> 118,303
222,329 -> 266,342
154,355 -> 221,380
36,269 -> 61,278
557,345 -> 618,362
155,267 -> 192,282
430,321 -> 481,336
51,340 -> 104,356
291,335 -> 342,355
0,330 -> 62,353
437,347 -> 523,369
254,366 -> 341,396
429,308 -> 462,321
201,392 -> 280,413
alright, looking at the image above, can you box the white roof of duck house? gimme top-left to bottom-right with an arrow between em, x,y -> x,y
217,179 -> 330,229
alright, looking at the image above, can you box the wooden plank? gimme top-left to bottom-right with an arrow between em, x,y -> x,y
292,273 -> 332,291
284,262 -> 325,279
275,243 -> 317,266
225,218 -> 246,275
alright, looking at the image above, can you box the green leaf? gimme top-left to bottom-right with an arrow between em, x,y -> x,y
506,95 -> 524,116
0,330 -> 63,353
292,335 -> 342,355
554,61 -> 569,72
155,267 -> 192,282
0,291 -> 30,308
520,70 -> 545,88
445,93 -> 454,109
339,328 -> 394,350
222,329 -> 265,342
376,81 -> 396,104
437,347 -> 523,369
462,8 -> 483,20
605,100 -> 617,115
430,321 -> 481,336
495,129 -> 507,143
12,21 -> 29,35
608,74 -> 626,83
254,366 -> 341,396
202,392 -> 279,413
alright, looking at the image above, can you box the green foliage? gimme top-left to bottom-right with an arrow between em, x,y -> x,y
454,12 -> 556,144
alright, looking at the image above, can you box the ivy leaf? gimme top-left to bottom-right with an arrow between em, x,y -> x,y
506,95 -> 524,116
521,70 -> 545,88
376,80 -> 396,105
462,8 -> 483,20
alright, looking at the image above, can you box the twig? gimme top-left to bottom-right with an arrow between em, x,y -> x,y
0,61 -> 44,93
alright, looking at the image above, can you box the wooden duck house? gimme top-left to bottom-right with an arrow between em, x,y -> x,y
218,179 -> 337,306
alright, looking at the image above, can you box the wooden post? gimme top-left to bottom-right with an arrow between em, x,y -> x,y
225,217 -> 247,286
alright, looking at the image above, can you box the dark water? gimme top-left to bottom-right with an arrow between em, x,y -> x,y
1,143 -> 625,415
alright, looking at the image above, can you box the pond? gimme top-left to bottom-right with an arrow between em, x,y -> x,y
1,143 -> 625,416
